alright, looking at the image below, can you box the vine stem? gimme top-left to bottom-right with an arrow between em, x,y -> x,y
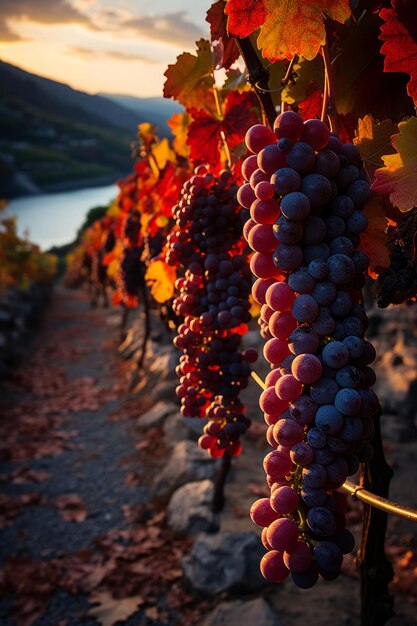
211,66 -> 232,167
234,37 -> 276,128
321,42 -> 338,133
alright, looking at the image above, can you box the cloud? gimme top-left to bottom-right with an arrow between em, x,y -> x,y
124,11 -> 205,49
67,45 -> 159,64
0,0 -> 93,42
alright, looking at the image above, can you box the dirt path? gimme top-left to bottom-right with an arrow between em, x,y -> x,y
0,288 -> 197,626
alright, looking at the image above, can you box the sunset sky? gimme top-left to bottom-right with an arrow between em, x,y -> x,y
0,0 -> 211,97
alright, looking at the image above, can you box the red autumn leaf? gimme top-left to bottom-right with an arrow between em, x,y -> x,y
207,0 -> 240,69
379,1 -> 417,105
225,0 -> 266,38
186,110 -> 222,165
297,83 -> 323,121
221,90 -> 260,148
187,91 -> 259,165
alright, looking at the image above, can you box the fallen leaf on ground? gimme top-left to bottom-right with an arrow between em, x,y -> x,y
54,495 -> 88,522
88,591 -> 145,626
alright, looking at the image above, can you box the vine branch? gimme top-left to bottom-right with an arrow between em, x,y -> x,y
234,36 -> 276,128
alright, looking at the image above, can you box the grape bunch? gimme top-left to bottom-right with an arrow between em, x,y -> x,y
166,166 -> 256,457
241,112 -> 378,587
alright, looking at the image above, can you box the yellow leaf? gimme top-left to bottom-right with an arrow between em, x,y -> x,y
145,260 -> 176,303
88,592 -> 144,626
138,123 -> 157,147
168,112 -> 191,158
372,117 -> 417,213
257,0 -> 351,62
155,215 -> 169,228
151,138 -> 176,172
353,115 -> 398,180
249,294 -> 261,318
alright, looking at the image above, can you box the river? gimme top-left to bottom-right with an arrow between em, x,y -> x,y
6,185 -> 118,250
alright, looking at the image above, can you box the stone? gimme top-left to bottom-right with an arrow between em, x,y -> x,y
182,531 -> 268,594
137,401 -> 178,428
202,599 -> 280,626
164,412 -> 204,446
152,440 -> 219,497
168,480 -> 218,535
150,380 -> 178,403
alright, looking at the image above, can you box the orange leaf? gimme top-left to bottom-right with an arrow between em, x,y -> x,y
353,114 -> 398,180
257,0 -> 351,62
359,197 -> 390,278
168,112 -> 191,158
145,260 -> 176,304
163,39 -> 216,115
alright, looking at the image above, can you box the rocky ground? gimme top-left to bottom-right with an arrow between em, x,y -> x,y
0,286 -> 416,626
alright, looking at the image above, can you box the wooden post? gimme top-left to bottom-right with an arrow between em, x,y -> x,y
358,410 -> 395,626
211,453 -> 232,513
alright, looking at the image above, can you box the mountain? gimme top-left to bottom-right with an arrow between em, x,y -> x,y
99,93 -> 183,136
0,60 -> 176,198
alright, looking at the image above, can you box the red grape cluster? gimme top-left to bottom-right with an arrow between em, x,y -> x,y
241,112 -> 378,587
166,166 -> 256,457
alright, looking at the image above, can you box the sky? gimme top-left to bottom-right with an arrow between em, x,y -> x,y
0,0 -> 211,97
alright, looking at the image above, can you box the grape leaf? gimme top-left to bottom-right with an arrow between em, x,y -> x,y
221,90 -> 260,147
145,260 -> 176,304
379,1 -> 417,106
222,68 -> 248,92
359,196 -> 390,278
207,0 -> 240,69
225,0 -> 266,38
138,123 -> 156,148
187,91 -> 259,165
256,0 -> 351,62
150,138 -> 176,172
168,112 -> 191,158
186,110 -> 222,164
297,84 -> 323,120
353,114 -> 398,180
88,591 -> 144,626
163,39 -> 216,115
372,116 -> 417,213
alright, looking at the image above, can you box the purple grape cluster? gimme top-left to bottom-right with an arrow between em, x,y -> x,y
119,246 -> 144,298
166,166 -> 256,457
242,112 -> 378,587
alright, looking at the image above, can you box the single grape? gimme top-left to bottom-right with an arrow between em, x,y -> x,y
301,119 -> 330,151
245,124 -> 277,153
274,111 -> 305,142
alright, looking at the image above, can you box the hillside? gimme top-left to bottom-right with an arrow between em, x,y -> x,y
99,93 -> 183,136
0,60 -> 174,198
